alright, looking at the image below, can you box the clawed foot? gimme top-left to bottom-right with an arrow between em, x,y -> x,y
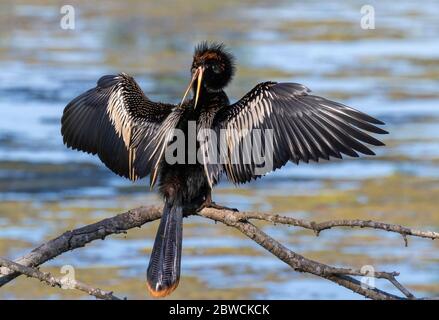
197,201 -> 239,213
208,202 -> 239,212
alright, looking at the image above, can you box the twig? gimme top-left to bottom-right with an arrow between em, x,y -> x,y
232,211 -> 439,241
0,206 -> 436,299
0,257 -> 121,300
199,208 -> 402,300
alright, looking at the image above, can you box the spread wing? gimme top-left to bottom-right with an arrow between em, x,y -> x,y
61,73 -> 175,181
213,82 -> 388,184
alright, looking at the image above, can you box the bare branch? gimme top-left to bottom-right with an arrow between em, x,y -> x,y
1,206 -> 437,299
0,257 -> 121,300
0,206 -> 162,286
232,211 -> 439,240
198,208 -> 402,300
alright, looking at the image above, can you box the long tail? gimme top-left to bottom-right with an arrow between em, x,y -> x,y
146,197 -> 183,297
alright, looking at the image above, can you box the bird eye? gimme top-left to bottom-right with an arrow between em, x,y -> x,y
212,64 -> 221,74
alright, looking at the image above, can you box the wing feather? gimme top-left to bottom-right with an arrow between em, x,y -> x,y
61,73 -> 175,180
213,82 -> 388,184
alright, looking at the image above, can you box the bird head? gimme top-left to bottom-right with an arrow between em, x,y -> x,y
180,42 -> 235,108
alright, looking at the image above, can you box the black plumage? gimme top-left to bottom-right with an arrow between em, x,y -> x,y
61,41 -> 388,297
61,73 -> 175,180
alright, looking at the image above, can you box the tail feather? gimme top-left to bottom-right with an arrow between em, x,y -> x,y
146,199 -> 183,297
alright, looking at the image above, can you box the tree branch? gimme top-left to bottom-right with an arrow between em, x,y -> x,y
0,206 -> 162,287
0,257 -> 121,300
232,211 -> 439,242
1,206 -> 437,299
199,208 -> 403,300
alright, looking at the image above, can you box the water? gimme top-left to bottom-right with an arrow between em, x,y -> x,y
0,0 -> 438,299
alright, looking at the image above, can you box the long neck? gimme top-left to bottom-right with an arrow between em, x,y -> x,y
191,84 -> 212,105
191,86 -> 229,108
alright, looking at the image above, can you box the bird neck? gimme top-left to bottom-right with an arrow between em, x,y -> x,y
191,88 -> 229,110
191,85 -> 218,104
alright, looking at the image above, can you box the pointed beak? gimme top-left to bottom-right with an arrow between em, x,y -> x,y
180,66 -> 204,108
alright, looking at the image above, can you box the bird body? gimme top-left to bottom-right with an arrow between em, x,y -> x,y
148,98 -> 225,297
157,89 -> 230,207
61,42 -> 388,298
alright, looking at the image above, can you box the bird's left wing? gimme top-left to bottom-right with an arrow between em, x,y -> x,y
213,82 -> 388,184
61,73 -> 176,181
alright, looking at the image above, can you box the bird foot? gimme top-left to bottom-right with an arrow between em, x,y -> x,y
197,201 -> 239,213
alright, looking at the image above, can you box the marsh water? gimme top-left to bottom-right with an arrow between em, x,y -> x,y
0,0 -> 439,299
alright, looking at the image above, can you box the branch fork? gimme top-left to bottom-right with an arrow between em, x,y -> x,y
1,205 -> 438,300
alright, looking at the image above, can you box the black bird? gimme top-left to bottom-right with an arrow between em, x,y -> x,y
61,42 -> 387,297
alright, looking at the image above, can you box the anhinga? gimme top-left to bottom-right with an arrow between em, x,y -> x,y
61,42 -> 387,297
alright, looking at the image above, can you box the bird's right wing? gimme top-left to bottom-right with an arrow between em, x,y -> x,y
61,73 -> 176,181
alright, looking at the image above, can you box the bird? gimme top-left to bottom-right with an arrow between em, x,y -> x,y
61,41 -> 388,298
